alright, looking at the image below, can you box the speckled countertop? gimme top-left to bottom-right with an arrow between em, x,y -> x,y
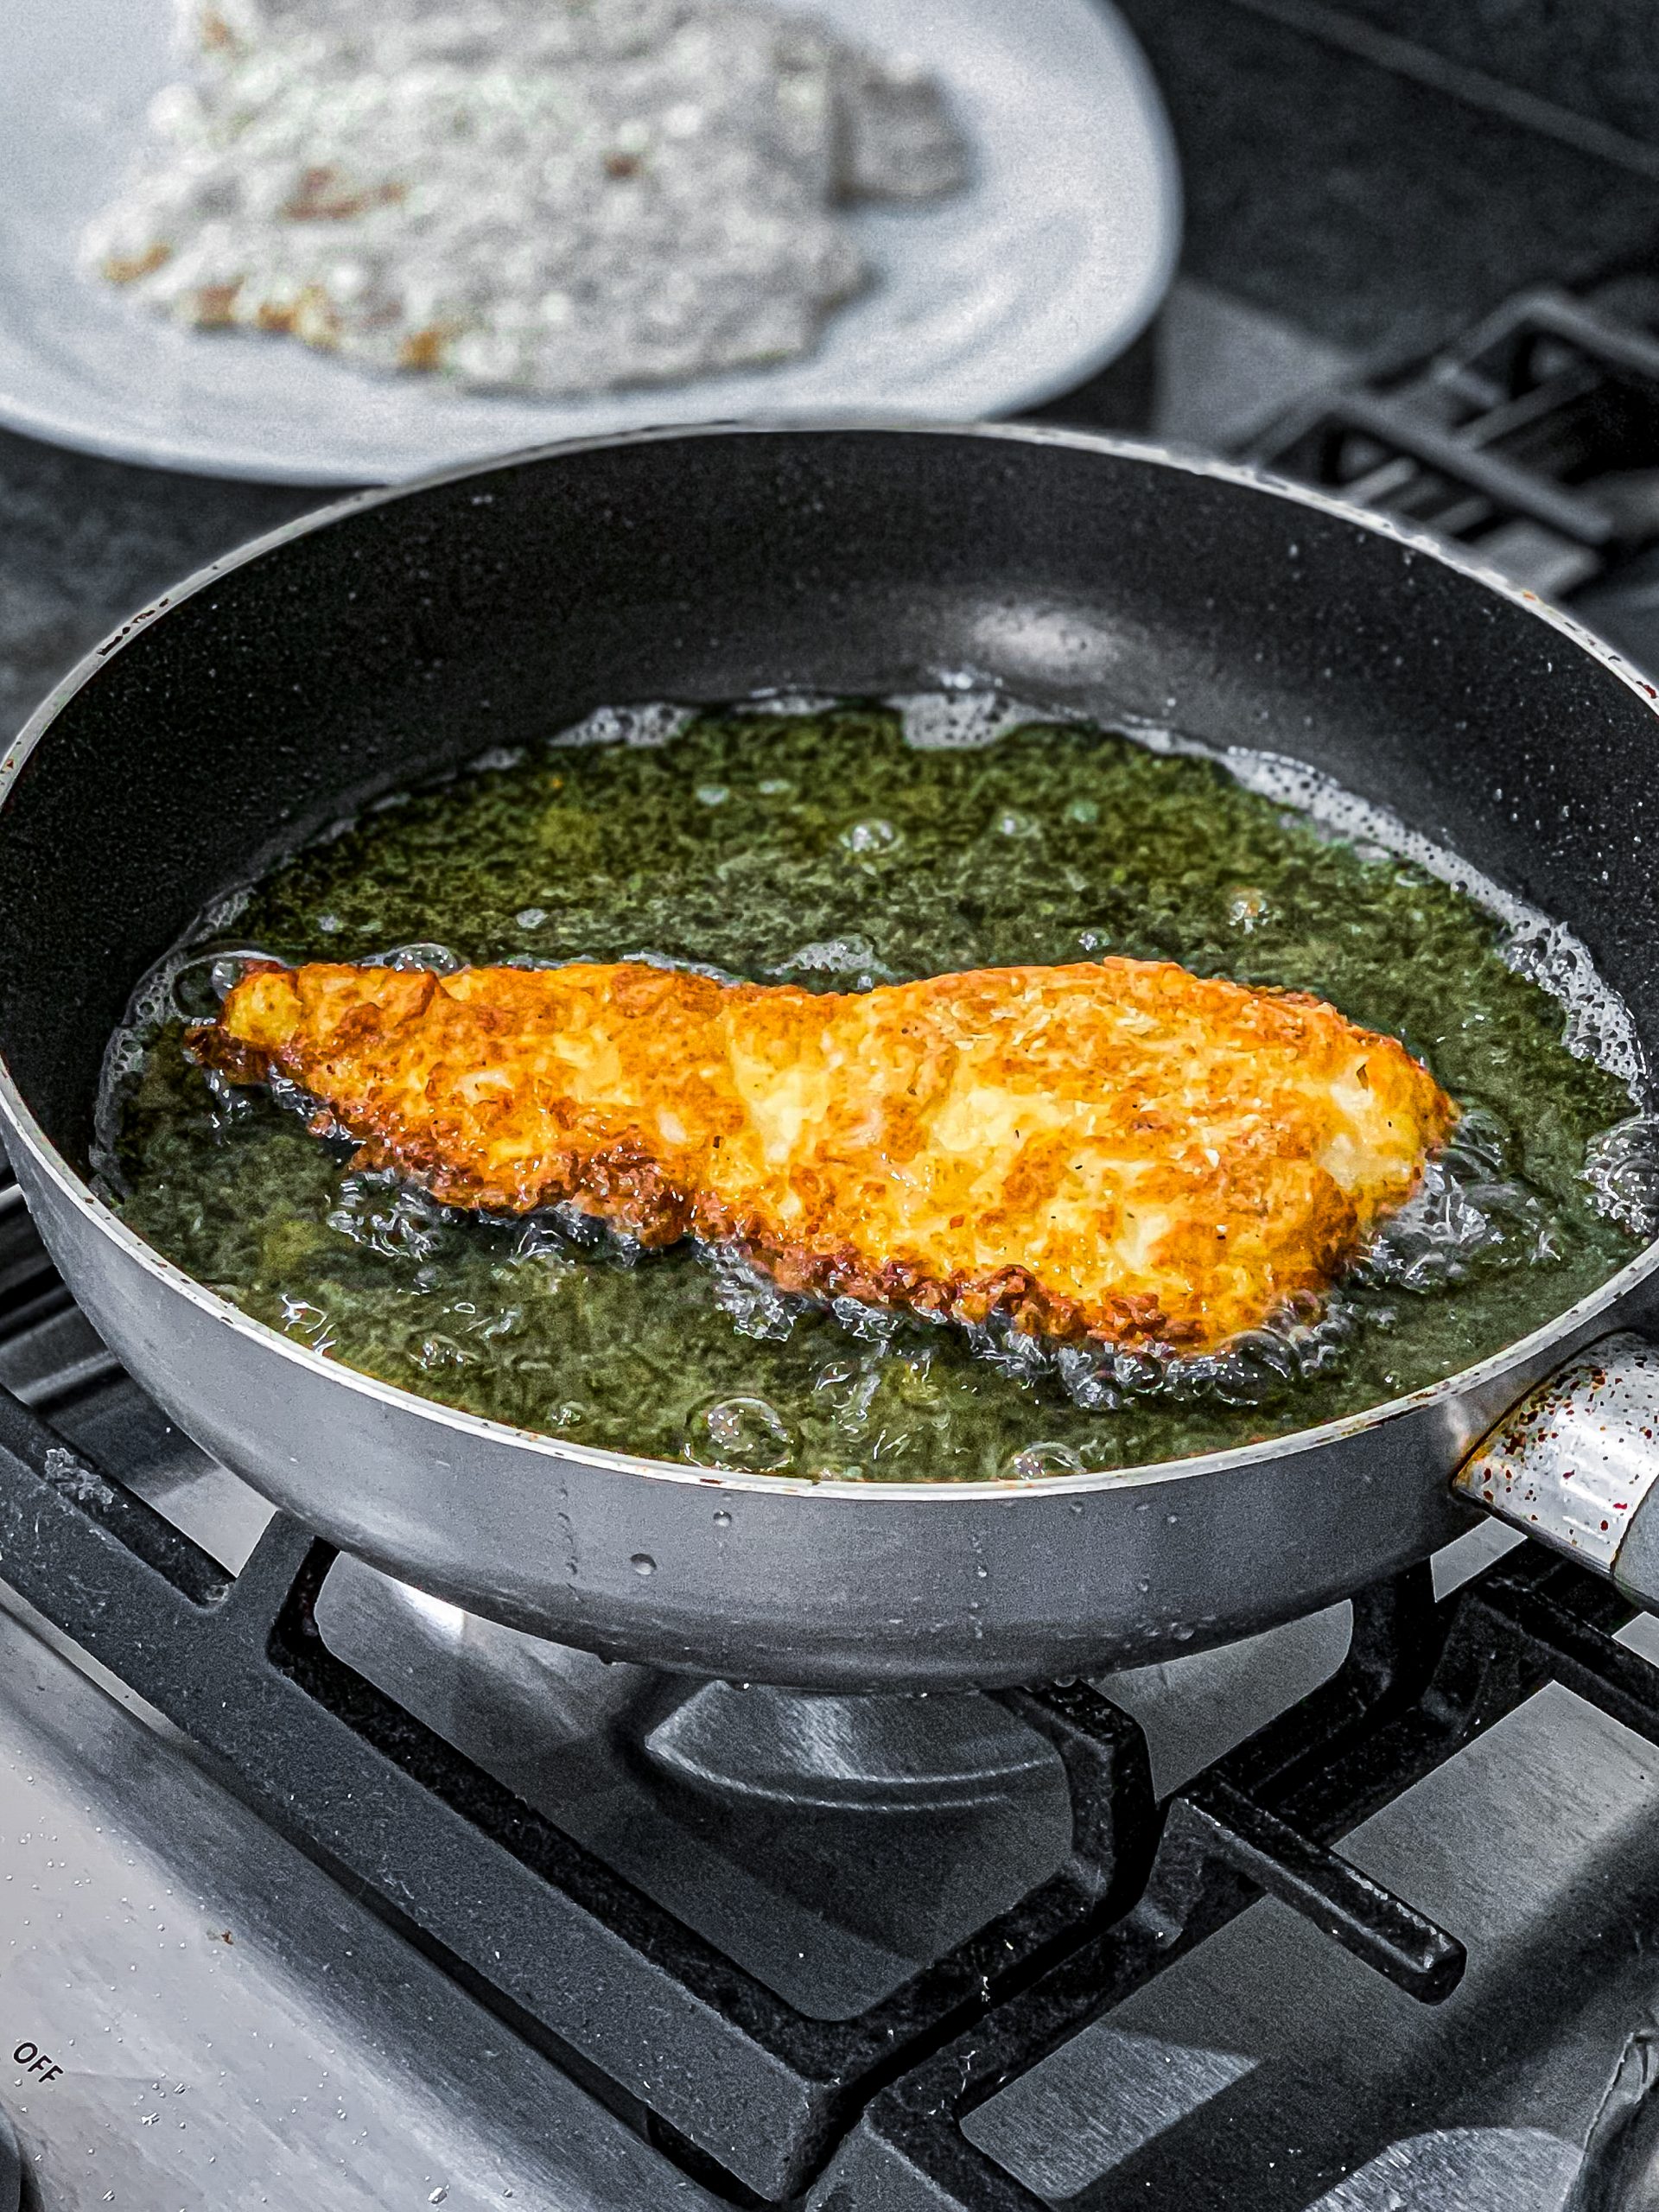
6,0 -> 1659,746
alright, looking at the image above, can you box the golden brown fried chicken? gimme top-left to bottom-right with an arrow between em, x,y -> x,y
188,957 -> 1456,1352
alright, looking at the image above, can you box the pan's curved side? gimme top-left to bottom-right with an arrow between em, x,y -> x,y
3,1131 -> 1487,1688
6,427 -> 1659,1685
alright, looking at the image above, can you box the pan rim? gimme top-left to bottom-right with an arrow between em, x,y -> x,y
4,415 -> 1658,1504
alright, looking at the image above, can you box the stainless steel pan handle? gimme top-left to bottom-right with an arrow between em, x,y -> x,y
1454,1332 -> 1659,1609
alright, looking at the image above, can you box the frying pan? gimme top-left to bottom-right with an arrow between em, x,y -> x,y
3,423 -> 1658,1693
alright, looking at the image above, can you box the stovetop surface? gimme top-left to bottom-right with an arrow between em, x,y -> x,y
0,1599 -> 722,2212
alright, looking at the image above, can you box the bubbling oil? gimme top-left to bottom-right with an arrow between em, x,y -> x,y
100,698 -> 1653,1481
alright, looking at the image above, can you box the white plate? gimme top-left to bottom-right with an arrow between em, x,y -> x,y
0,0 -> 1179,485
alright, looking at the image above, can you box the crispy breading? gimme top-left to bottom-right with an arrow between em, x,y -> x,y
188,957 -> 1457,1351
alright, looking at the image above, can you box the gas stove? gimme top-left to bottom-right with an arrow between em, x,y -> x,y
9,1160 -> 1659,2212
12,278 -> 1659,2211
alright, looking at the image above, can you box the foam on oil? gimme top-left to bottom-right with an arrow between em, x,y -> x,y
99,697 -> 1652,1480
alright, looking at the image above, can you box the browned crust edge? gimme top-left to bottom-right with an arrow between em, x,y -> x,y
183,1011 -> 1200,1348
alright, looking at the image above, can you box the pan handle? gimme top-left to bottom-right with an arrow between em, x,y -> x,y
1453,1330 -> 1659,1608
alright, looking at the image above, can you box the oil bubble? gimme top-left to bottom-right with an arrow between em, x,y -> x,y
685,1395 -> 798,1473
738,692 -> 841,717
1584,1115 -> 1659,1237
705,1247 -> 798,1341
166,948 -> 279,1022
712,1509 -> 733,1529
377,942 -> 464,974
553,702 -> 691,750
841,817 -> 902,856
630,1553 -> 656,1576
1007,1441 -> 1087,1480
328,1171 -> 454,1263
896,690 -> 1057,751
775,934 -> 886,982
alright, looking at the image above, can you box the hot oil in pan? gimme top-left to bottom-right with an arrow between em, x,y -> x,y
100,698 -> 1653,1481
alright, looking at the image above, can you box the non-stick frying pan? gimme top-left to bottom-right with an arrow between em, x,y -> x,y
3,424 -> 1659,1691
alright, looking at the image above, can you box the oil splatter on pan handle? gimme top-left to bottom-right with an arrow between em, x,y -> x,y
1455,1332 -> 1659,1609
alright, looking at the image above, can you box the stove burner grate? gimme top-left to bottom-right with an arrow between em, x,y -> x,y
835,1545 -> 1659,2208
1252,275 -> 1659,646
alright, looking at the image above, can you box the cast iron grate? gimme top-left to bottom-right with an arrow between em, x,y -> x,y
1251,276 -> 1659,610
0,1185 -> 1649,2206
817,1544 -> 1659,2208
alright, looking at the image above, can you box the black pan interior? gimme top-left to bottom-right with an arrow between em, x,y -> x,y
4,427 -> 1659,1173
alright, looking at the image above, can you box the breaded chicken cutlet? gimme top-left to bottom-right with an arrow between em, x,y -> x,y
188,957 -> 1456,1353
